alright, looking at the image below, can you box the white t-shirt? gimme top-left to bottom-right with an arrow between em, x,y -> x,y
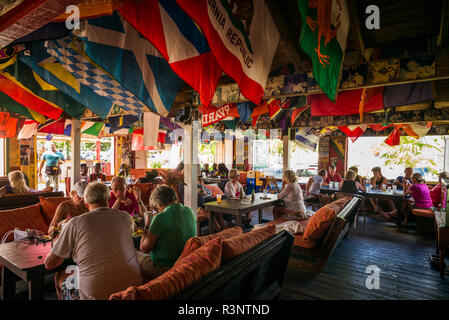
310,175 -> 323,195
277,183 -> 306,213
51,207 -> 142,300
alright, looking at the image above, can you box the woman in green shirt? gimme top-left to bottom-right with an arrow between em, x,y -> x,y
138,185 -> 196,279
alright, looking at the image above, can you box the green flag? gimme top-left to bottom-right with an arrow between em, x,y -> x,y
298,0 -> 350,101
3,58 -> 86,119
81,122 -> 105,137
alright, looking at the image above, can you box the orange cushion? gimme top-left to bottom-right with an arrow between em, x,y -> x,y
0,204 -> 49,242
221,225 -> 276,263
176,226 -> 242,263
412,209 -> 434,218
39,196 -> 70,226
204,184 -> 224,198
109,237 -> 222,300
293,234 -> 318,249
303,206 -> 336,241
325,197 -> 352,215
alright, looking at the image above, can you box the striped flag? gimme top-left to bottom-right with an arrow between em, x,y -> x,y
38,119 -> 67,134
46,36 -> 147,117
0,91 -> 46,123
81,122 -> 105,137
75,11 -> 183,116
119,0 -> 222,107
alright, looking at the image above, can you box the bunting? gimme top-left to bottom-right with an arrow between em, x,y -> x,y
291,106 -> 310,126
18,120 -> 39,140
338,125 -> 367,143
0,112 -> 17,138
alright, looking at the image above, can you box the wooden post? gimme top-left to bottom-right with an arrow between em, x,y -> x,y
183,121 -> 200,214
283,131 -> 290,172
70,119 -> 81,189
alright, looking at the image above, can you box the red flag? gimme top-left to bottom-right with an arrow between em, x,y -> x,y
251,103 -> 268,118
267,99 -> 281,120
252,115 -> 261,128
310,88 -> 384,116
338,125 -> 366,143
291,106 -> 309,126
200,104 -> 236,127
368,124 -> 393,131
0,112 -> 17,138
384,126 -> 401,146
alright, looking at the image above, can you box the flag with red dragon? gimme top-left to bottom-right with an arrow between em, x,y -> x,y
298,0 -> 350,101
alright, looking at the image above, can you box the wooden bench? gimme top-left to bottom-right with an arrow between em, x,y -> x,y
171,230 -> 294,300
0,191 -> 65,210
288,197 -> 361,271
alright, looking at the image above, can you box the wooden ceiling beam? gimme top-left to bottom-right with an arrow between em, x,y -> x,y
265,0 -> 302,73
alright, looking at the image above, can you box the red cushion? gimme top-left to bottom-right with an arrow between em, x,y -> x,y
204,184 -> 224,198
0,204 -> 48,242
39,196 -> 70,226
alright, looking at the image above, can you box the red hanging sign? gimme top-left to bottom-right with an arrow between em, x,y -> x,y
200,104 -> 236,127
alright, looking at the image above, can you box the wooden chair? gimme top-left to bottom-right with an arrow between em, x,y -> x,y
264,176 -> 280,193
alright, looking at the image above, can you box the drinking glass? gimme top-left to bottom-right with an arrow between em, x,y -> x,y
217,194 -> 222,204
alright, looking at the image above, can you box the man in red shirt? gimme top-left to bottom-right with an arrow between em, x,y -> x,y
325,164 -> 343,185
89,163 -> 106,182
109,176 -> 145,217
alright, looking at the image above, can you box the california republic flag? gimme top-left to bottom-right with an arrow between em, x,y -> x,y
176,0 -> 280,105
298,0 -> 350,101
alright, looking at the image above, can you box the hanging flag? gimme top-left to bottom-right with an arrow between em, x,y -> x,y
200,104 -> 236,127
38,119 -> 66,134
64,120 -> 72,136
144,112 -> 160,147
19,42 -> 113,119
0,91 -> 47,123
119,0 -> 222,107
277,112 -> 287,132
295,127 -> 321,152
236,102 -> 255,123
291,106 -> 310,126
338,125 -> 367,143
368,124 -> 393,131
384,126 -> 401,146
0,113 -> 17,138
0,74 -> 62,119
310,88 -> 383,116
2,58 -> 86,119
252,115 -> 261,128
298,0 -> 350,101
53,0 -> 124,22
396,122 -> 432,139
75,11 -> 183,116
18,120 -> 39,139
81,122 -> 105,137
383,82 -> 433,108
176,0 -> 280,105
46,36 -> 147,117
109,115 -> 139,133
251,103 -> 268,118
267,99 -> 282,120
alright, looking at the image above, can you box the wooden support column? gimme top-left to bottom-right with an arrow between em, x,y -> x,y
70,119 -> 81,189
183,121 -> 200,214
283,132 -> 290,172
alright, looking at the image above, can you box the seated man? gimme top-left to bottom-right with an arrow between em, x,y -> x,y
139,185 -> 196,279
324,164 -> 343,185
80,163 -> 89,183
394,167 -> 413,191
109,176 -> 146,217
48,181 -> 89,235
89,163 -> 106,182
44,182 -> 143,300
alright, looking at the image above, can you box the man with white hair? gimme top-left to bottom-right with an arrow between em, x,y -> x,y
48,181 -> 89,235
45,182 -> 142,300
38,142 -> 65,191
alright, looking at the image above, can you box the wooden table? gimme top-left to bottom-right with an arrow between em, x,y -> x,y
203,177 -> 229,184
204,194 -> 278,234
0,241 -> 71,300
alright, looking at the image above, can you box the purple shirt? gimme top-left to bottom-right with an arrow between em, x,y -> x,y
410,184 -> 433,209
109,191 -> 139,216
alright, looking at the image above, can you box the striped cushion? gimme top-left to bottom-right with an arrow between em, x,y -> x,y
221,225 -> 276,263
175,226 -> 242,264
0,204 -> 48,242
110,237 -> 222,300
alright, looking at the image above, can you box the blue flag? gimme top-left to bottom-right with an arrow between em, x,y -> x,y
75,12 -> 183,116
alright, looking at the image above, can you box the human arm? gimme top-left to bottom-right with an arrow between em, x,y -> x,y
48,202 -> 67,235
45,220 -> 75,270
44,252 -> 65,270
356,182 -> 366,192
140,230 -> 158,253
132,189 -> 145,218
305,177 -> 313,195
277,183 -> 291,200
38,157 -> 45,177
